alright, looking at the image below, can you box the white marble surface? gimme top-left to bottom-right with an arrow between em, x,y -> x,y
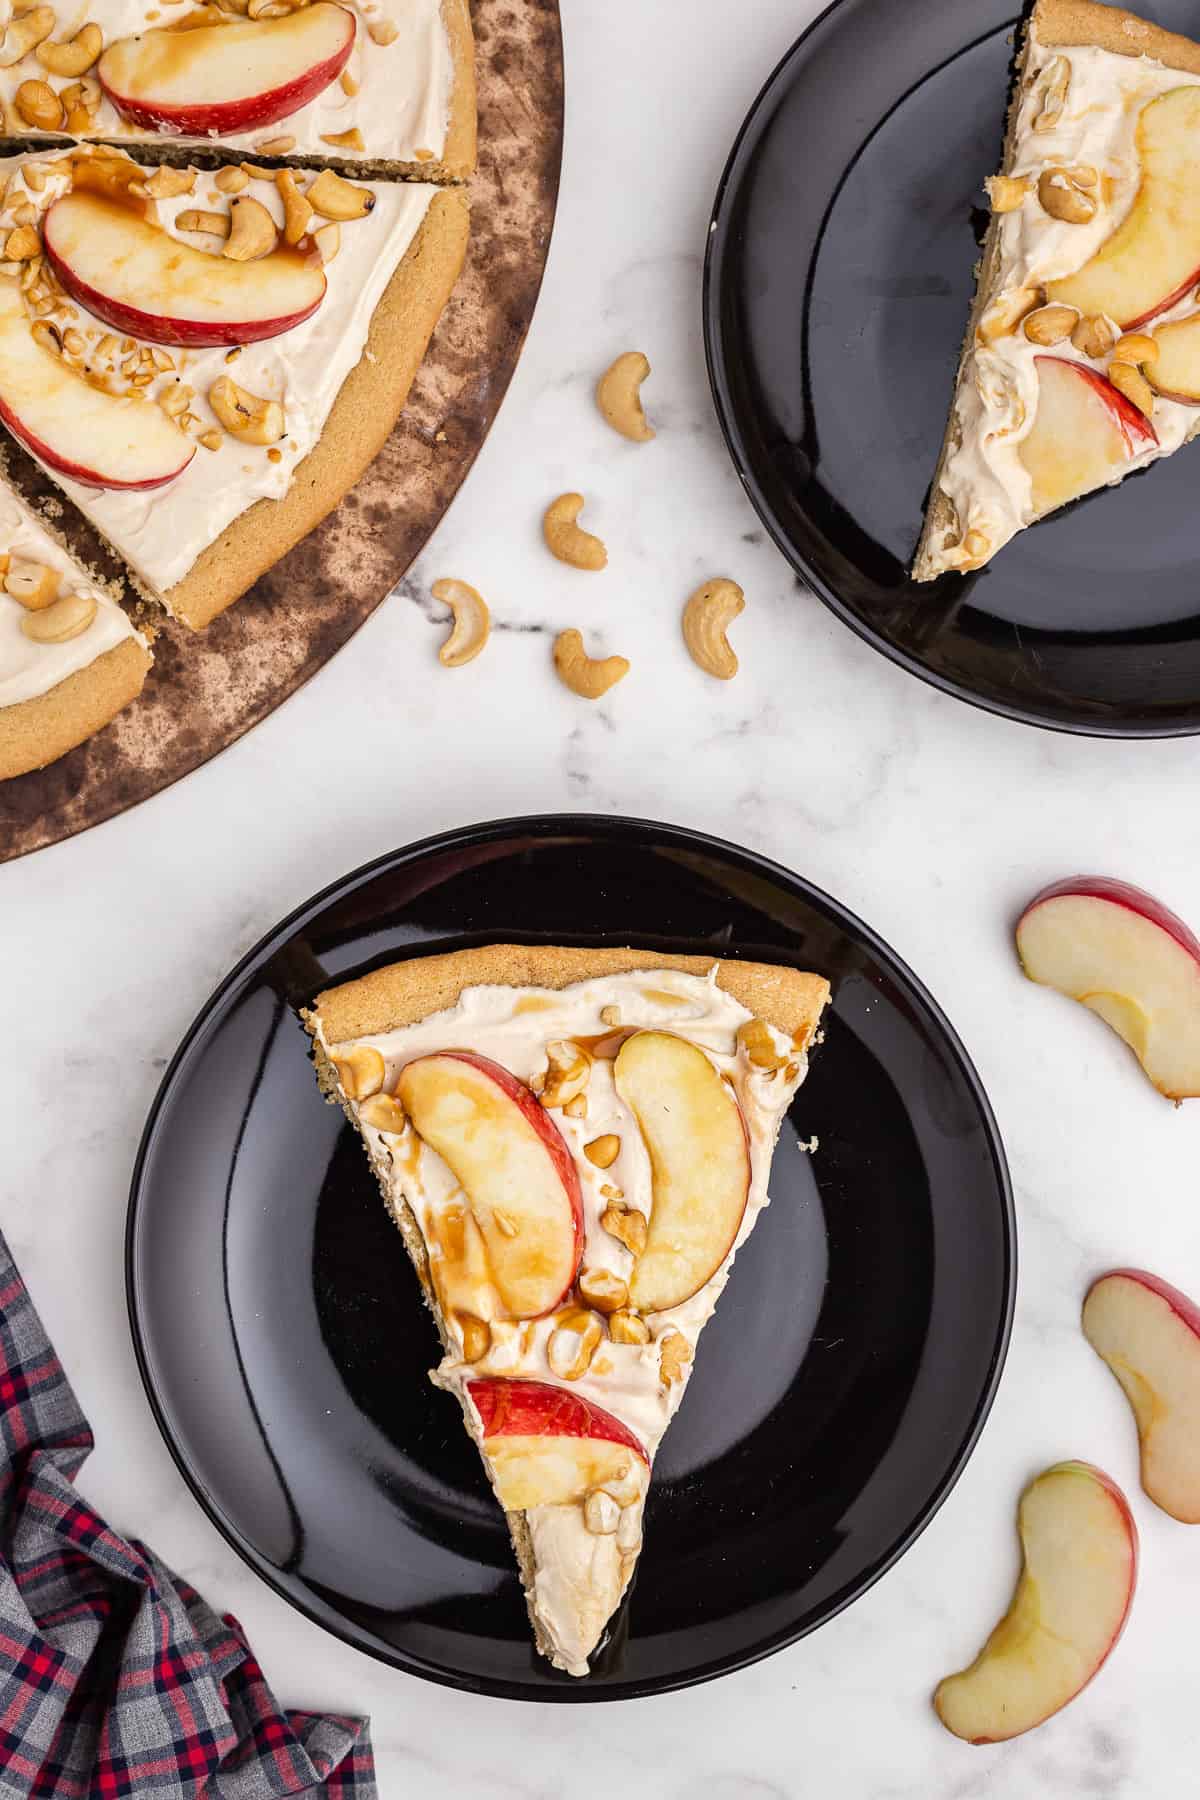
5,1 -> 1200,1793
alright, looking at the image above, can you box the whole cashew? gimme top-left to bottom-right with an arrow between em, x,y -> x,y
0,7 -> 55,68
543,493 -> 607,571
596,350 -> 654,443
553,628 -> 629,699
224,194 -> 278,261
432,577 -> 490,667
36,21 -> 102,76
682,577 -> 744,680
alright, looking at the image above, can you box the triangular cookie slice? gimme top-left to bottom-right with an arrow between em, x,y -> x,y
0,146 -> 467,627
305,945 -> 829,1677
0,474 -> 149,777
0,0 -> 474,180
914,0 -> 1200,580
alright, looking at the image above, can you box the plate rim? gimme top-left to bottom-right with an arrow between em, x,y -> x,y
701,0 -> 1200,740
125,811 -> 1017,1702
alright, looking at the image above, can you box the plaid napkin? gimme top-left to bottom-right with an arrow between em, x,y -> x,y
0,1233 -> 376,1800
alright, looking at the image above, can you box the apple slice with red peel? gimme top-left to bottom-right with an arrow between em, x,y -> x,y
0,282 -> 193,490
98,3 -> 355,137
934,1461 -> 1137,1744
397,1052 -> 584,1319
614,1030 -> 750,1314
43,193 -> 326,350
468,1377 -> 649,1510
1016,877 -> 1200,1099
1145,314 -> 1200,404
1084,1269 -> 1200,1522
1019,357 -> 1158,517
1048,86 -> 1200,329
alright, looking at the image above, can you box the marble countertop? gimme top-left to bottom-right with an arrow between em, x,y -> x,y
6,1 -> 1200,1793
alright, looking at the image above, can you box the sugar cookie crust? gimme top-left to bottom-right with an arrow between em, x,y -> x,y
0,634 -> 151,779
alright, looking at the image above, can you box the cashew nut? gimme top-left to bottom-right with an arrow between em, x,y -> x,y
0,7 -> 55,67
306,167 -> 374,221
208,375 -> 285,445
145,164 -> 197,199
224,194 -> 278,261
1108,361 -> 1154,419
431,577 -> 490,667
4,558 -> 58,609
14,77 -> 62,130
274,167 -> 312,245
596,350 -> 654,443
1112,332 -> 1158,367
20,591 -> 96,643
36,21 -> 102,75
553,628 -> 629,699
176,208 -> 231,238
543,493 -> 607,571
682,577 -> 744,680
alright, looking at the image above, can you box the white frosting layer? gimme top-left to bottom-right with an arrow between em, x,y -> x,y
930,32 -> 1200,573
0,0 -> 453,165
0,149 -> 436,598
321,966 -> 810,1675
0,484 -> 143,709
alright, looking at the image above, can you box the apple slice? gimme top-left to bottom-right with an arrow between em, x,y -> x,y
613,1030 -> 750,1314
43,193 -> 326,349
0,282 -> 193,490
1084,1269 -> 1200,1522
934,1461 -> 1137,1744
1145,314 -> 1200,405
397,1052 -> 584,1319
1016,876 -> 1200,1100
1048,87 -> 1200,330
98,3 -> 355,137
468,1377 -> 648,1510
1018,357 -> 1157,518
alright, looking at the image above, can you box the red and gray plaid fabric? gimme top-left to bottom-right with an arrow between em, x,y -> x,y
0,1234 -> 376,1800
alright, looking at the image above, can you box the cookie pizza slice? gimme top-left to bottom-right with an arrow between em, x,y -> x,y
0,475 -> 149,778
0,0 -> 474,180
914,0 -> 1200,580
0,145 -> 467,628
305,945 -> 829,1677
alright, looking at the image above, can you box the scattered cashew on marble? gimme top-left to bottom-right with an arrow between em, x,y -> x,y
432,578 -> 490,668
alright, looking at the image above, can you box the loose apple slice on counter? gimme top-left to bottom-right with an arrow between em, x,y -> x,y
468,1378 -> 649,1510
1048,86 -> 1200,329
1018,357 -> 1157,517
0,282 -> 193,490
1084,1269 -> 1200,1522
43,193 -> 326,349
934,1461 -> 1137,1744
1146,314 -> 1200,404
398,1052 -> 584,1319
98,3 -> 355,136
1016,877 -> 1200,1099
613,1031 -> 750,1314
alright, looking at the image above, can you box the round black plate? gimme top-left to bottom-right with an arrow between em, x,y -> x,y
705,0 -> 1200,735
126,816 -> 1015,1701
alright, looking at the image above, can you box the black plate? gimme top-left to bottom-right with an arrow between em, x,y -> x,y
705,0 -> 1200,736
127,816 -> 1015,1701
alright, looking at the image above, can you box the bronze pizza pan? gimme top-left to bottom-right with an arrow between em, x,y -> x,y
0,0 -> 563,863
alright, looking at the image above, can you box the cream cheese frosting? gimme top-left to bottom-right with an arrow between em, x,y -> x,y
0,0 -> 453,166
927,30 -> 1200,574
0,483 -> 144,708
0,148 -> 436,599
318,966 -> 810,1675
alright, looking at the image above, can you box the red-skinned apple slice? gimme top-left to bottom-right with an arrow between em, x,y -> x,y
1145,314 -> 1200,404
1084,1269 -> 1200,1522
613,1030 -> 750,1314
397,1052 -> 584,1319
43,193 -> 326,349
1019,357 -> 1157,517
934,1461 -> 1137,1744
1016,876 -> 1200,1099
468,1377 -> 648,1510
98,3 -> 355,136
0,282 -> 193,490
1048,87 -> 1200,330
